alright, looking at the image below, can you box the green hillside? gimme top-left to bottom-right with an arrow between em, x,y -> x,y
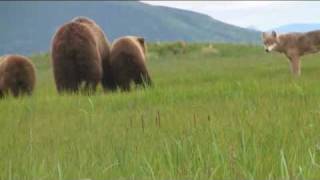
0,1 -> 260,55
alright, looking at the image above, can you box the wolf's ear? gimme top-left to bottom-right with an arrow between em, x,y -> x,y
272,31 -> 277,38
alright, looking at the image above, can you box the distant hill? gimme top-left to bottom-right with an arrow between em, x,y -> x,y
246,26 -> 260,31
270,23 -> 320,33
0,1 -> 260,55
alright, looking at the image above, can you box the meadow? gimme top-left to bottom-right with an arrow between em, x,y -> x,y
1,42 -> 320,180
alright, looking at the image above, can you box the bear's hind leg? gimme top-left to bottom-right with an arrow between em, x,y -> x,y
83,80 -> 99,95
56,79 -> 80,94
135,72 -> 152,88
119,81 -> 131,92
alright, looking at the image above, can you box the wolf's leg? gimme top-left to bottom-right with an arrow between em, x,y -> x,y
290,57 -> 301,76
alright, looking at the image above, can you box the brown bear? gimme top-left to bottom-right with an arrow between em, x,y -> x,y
72,17 -> 114,90
0,55 -> 36,97
51,16 -> 112,93
109,36 -> 152,91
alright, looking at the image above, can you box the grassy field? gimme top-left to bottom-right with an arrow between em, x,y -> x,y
1,42 -> 320,180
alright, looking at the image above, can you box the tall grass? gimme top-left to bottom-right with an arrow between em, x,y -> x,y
1,43 -> 320,179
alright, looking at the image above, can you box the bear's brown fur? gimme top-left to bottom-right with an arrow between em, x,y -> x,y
109,36 -> 152,91
0,55 -> 36,97
51,17 -> 111,93
72,17 -> 114,90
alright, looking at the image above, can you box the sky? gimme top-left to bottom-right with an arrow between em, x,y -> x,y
142,1 -> 320,31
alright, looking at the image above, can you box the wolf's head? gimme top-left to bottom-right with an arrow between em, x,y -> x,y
262,31 -> 280,53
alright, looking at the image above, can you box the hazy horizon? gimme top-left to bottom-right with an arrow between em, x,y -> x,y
142,1 -> 320,31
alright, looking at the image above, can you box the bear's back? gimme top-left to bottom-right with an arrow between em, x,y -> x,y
111,36 -> 145,63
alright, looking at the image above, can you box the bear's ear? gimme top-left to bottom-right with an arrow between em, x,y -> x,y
137,37 -> 145,46
137,37 -> 146,54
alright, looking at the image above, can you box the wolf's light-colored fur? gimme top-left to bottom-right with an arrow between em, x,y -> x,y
262,30 -> 320,76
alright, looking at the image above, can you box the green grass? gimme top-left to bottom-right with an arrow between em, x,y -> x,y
1,43 -> 320,179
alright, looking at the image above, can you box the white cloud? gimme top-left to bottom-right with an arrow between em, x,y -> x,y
141,1 -> 320,30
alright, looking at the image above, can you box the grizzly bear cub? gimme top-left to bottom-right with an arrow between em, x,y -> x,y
51,16 -> 111,93
109,36 -> 152,91
0,55 -> 36,97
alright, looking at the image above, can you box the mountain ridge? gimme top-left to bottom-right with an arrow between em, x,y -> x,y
270,23 -> 320,33
0,1 -> 261,55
